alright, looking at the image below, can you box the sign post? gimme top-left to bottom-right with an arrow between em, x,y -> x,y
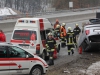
69,2 -> 73,10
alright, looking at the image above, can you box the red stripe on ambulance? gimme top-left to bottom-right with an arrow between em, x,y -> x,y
0,58 -> 47,67
0,63 -> 17,66
39,19 -> 44,30
10,40 -> 30,44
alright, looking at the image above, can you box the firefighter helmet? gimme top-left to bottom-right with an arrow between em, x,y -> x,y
48,33 -> 52,36
56,24 -> 60,28
75,23 -> 78,26
68,27 -> 71,30
62,23 -> 66,26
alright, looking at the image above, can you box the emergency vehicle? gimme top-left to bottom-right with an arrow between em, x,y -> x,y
10,18 -> 61,59
0,43 -> 48,75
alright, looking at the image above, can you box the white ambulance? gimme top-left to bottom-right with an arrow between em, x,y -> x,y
10,18 -> 61,59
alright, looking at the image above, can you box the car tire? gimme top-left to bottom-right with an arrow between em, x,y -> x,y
30,66 -> 43,75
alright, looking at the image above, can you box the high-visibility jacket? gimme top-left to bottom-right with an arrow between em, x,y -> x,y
73,27 -> 81,36
54,28 -> 60,37
0,33 -> 6,42
46,38 -> 56,52
66,31 -> 74,45
60,26 -> 67,37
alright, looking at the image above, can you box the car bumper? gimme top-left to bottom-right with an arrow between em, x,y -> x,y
43,67 -> 48,74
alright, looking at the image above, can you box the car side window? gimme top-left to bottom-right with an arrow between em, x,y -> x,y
8,46 -> 26,58
0,46 -> 7,58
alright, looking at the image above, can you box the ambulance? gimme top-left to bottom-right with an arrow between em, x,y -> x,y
10,18 -> 61,59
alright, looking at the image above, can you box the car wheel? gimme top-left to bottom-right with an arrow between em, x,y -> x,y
30,66 -> 43,75
42,51 -> 46,60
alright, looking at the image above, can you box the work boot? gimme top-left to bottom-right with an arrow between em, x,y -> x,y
48,59 -> 54,66
68,52 -> 70,55
71,49 -> 74,55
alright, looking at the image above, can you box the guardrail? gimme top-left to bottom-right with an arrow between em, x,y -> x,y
0,6 -> 99,21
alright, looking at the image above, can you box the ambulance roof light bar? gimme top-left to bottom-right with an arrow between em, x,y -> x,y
19,20 -> 24,22
30,21 -> 35,23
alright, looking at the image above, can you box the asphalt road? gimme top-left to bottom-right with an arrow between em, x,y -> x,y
5,20 -> 88,71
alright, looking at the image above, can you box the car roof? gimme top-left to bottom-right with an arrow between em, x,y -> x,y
18,18 -> 47,21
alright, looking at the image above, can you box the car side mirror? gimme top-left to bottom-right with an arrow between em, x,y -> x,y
26,55 -> 29,58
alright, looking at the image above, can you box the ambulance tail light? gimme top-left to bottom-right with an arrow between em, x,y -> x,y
85,30 -> 90,35
36,44 -> 40,54
36,44 -> 40,50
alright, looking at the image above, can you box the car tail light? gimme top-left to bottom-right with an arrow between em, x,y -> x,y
36,44 -> 40,50
85,30 -> 90,35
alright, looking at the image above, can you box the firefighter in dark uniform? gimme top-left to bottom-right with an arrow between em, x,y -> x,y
73,24 -> 81,45
66,27 -> 74,55
54,24 -> 61,38
46,33 -> 56,66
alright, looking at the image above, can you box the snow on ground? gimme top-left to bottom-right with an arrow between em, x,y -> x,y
79,61 -> 100,75
86,61 -> 100,75
0,7 -> 17,16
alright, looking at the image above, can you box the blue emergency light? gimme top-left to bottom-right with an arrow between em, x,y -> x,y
30,21 -> 35,23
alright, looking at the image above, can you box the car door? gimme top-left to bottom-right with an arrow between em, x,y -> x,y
8,46 -> 30,75
0,46 -> 9,75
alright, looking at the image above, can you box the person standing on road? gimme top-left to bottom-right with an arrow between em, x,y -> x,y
0,30 -> 6,42
66,27 -> 74,55
54,19 -> 60,29
54,24 -> 61,38
60,23 -> 67,47
46,33 -> 56,66
73,24 -> 81,45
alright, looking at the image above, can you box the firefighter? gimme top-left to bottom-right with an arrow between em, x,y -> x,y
0,30 -> 6,42
54,24 -> 61,38
46,33 -> 56,66
54,19 -> 60,29
73,24 -> 81,44
66,27 -> 74,55
60,23 -> 67,47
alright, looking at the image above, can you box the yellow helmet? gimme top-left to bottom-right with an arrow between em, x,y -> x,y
48,33 -> 52,36
68,27 -> 71,30
62,23 -> 66,26
75,23 -> 78,26
56,24 -> 60,28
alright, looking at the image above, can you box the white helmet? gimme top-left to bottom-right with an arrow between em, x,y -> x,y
48,33 -> 52,36
75,23 -> 78,26
62,23 -> 66,26
56,24 -> 60,28
68,27 -> 71,30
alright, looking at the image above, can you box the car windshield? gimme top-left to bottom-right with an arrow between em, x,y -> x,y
13,30 -> 37,40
